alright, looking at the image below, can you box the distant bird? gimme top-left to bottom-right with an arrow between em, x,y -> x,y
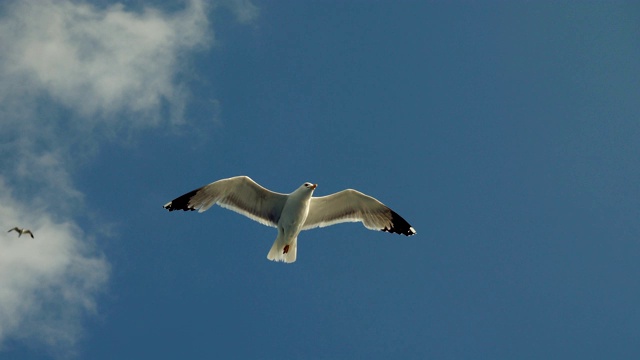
8,227 -> 34,238
163,176 -> 416,263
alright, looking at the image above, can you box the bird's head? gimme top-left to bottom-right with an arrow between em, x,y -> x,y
292,182 -> 317,199
303,182 -> 318,191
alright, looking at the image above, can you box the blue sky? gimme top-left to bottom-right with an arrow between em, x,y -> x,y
1,1 -> 639,359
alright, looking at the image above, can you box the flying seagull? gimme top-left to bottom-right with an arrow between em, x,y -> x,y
163,176 -> 416,263
8,227 -> 35,238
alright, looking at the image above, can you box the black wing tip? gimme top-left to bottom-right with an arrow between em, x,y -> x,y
382,209 -> 416,236
163,188 -> 201,212
163,203 -> 196,211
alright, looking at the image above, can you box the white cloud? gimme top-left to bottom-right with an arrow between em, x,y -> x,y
0,0 -> 258,356
0,0 -> 210,126
0,178 -> 109,356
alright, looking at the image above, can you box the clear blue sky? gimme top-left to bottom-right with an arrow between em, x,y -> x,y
1,1 -> 639,359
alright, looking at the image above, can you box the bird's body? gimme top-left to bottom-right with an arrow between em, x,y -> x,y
267,183 -> 314,262
163,176 -> 416,263
8,227 -> 34,238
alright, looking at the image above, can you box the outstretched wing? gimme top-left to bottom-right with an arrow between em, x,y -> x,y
163,176 -> 289,228
302,189 -> 416,236
7,227 -> 19,233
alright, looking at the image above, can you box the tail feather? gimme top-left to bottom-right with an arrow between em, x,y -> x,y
267,234 -> 297,263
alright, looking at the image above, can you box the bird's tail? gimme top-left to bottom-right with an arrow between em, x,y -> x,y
267,232 -> 297,263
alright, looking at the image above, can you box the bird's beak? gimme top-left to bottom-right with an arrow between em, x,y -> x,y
311,184 -> 317,190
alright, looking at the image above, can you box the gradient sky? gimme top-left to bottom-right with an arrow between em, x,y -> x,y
1,1 -> 639,359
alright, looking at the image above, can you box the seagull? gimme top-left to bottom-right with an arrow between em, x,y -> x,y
163,176 -> 416,263
8,227 -> 35,238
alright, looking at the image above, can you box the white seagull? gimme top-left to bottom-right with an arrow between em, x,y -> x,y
8,227 -> 35,238
163,176 -> 416,263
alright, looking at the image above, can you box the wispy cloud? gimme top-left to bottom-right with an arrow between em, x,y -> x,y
0,178 -> 108,356
0,0 -> 258,356
0,0 -> 210,126
219,0 -> 260,24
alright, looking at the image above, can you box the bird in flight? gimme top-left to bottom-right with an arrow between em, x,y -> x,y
163,176 -> 416,263
8,227 -> 35,238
